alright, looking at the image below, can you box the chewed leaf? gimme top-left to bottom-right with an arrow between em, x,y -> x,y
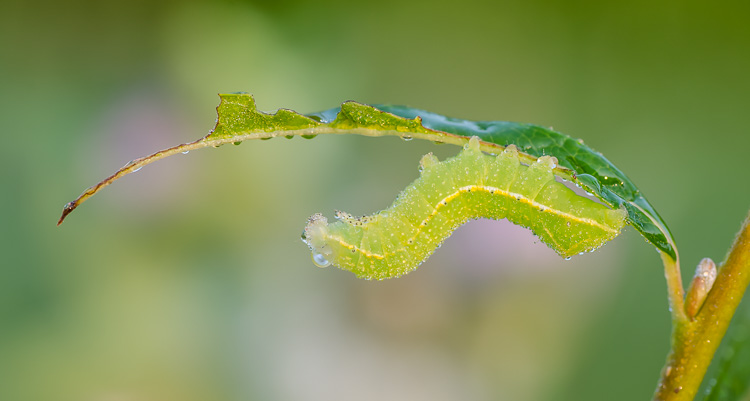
302,137 -> 627,280
367,105 -> 675,260
207,94 -> 321,139
58,93 -> 674,262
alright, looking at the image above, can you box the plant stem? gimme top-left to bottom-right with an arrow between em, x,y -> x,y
663,252 -> 688,326
653,210 -> 750,400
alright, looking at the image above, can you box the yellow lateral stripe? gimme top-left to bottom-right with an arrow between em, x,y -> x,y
328,184 -> 618,260
462,185 -> 618,233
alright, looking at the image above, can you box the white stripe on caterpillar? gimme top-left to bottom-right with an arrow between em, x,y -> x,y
302,136 -> 627,280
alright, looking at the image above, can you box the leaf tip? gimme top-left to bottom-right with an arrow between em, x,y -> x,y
57,202 -> 76,226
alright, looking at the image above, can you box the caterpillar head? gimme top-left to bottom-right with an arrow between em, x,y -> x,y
302,213 -> 333,267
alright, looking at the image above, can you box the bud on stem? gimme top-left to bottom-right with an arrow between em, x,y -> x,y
685,258 -> 717,320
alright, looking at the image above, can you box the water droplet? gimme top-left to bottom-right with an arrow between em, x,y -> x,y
133,166 -> 142,172
181,150 -> 190,154
564,257 -> 572,261
301,134 -> 317,139
233,141 -> 242,146
260,137 -> 272,141
285,135 -> 294,139
401,135 -> 413,141
312,253 -> 330,268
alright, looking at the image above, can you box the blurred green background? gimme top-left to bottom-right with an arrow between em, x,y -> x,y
2,0 -> 749,400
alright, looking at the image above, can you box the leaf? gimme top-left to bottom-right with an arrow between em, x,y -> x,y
58,93 -> 676,261
367,105 -> 676,259
701,300 -> 750,401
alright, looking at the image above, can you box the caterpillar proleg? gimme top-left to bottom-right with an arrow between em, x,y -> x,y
302,136 -> 627,280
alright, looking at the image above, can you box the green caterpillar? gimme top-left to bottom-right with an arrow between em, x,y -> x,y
302,136 -> 627,280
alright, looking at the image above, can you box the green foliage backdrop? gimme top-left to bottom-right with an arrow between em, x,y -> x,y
2,0 -> 749,400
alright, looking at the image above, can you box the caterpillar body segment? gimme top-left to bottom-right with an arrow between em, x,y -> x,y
303,137 -> 627,280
